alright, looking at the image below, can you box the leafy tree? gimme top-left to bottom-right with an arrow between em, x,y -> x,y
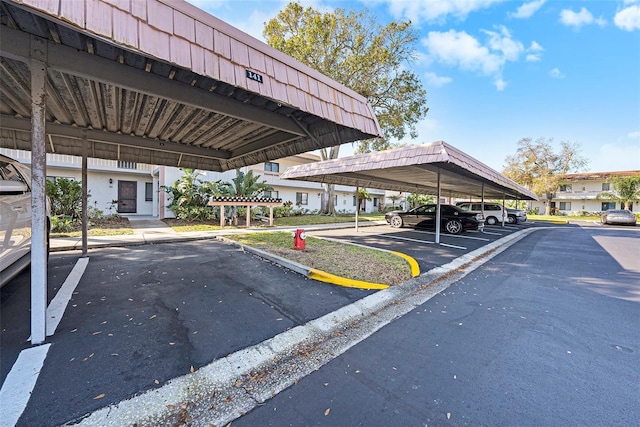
597,175 -> 640,210
264,2 -> 428,214
161,168 -> 221,220
407,193 -> 434,209
503,137 -> 588,215
46,177 -> 86,219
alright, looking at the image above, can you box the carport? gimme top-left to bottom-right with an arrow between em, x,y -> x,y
0,0 -> 381,344
281,141 -> 538,238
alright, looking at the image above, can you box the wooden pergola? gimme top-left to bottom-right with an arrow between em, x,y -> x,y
208,197 -> 283,227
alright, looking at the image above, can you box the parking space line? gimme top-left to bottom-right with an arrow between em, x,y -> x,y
410,229 -> 491,241
384,234 -> 435,245
46,257 -> 89,336
0,343 -> 51,427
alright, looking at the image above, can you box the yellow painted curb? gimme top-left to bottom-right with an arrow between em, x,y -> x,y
390,251 -> 420,277
308,269 -> 389,290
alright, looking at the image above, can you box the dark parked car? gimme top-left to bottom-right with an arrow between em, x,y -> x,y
385,204 -> 482,234
600,209 -> 637,226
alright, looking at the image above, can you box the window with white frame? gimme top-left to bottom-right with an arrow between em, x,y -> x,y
601,202 -> 615,211
145,182 -> 153,201
263,190 -> 279,199
296,192 -> 308,205
602,183 -> 610,191
264,162 -> 279,173
559,184 -> 572,192
559,202 -> 571,211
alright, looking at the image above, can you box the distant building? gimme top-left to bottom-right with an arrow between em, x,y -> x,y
529,170 -> 640,214
1,148 -> 385,219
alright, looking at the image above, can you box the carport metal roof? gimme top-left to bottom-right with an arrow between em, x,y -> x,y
281,141 -> 538,201
0,0 -> 382,170
0,0 -> 382,346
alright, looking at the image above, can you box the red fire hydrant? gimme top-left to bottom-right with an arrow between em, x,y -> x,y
293,228 -> 306,250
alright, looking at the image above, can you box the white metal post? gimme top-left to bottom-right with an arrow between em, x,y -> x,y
355,187 -> 359,232
30,46 -> 47,345
82,133 -> 88,256
435,170 -> 441,244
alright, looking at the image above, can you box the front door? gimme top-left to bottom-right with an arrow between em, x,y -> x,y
117,181 -> 137,213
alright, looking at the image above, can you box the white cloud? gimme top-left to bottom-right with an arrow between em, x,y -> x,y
559,7 -> 607,29
525,41 -> 544,61
381,0 -> 505,24
628,131 -> 640,139
494,77 -> 508,91
422,27 -> 525,90
424,72 -> 453,87
614,5 -> 640,31
510,0 -> 546,19
549,68 -> 565,78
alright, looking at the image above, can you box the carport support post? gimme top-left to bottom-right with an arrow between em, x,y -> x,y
355,186 -> 359,232
435,170 -> 441,244
502,193 -> 506,227
82,133 -> 88,256
30,51 -> 48,345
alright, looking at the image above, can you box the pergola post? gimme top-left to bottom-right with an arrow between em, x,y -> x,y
29,44 -> 48,345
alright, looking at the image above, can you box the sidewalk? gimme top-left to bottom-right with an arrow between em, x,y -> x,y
50,219 -> 388,251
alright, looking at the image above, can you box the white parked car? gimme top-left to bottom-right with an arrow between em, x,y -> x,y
455,201 -> 527,225
0,154 -> 51,287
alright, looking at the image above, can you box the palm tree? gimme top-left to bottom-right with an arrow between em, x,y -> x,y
388,194 -> 401,209
356,188 -> 371,212
597,176 -> 640,210
220,169 -> 273,197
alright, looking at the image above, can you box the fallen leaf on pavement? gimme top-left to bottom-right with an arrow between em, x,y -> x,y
325,408 -> 331,416
93,393 -> 105,400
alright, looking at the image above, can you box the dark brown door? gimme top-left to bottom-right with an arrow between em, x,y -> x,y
117,181 -> 137,213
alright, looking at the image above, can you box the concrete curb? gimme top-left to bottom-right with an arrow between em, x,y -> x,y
74,226 -> 548,427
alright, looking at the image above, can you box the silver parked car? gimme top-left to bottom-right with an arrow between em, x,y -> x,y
0,154 -> 51,287
600,209 -> 637,226
455,201 -> 527,225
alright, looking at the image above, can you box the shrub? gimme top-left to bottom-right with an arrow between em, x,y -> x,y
46,177 -> 86,219
51,215 -> 75,233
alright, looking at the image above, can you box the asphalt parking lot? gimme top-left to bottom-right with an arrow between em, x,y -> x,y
0,220 -> 571,425
309,222 -> 537,273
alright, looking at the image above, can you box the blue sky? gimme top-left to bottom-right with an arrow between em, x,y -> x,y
186,0 -> 640,173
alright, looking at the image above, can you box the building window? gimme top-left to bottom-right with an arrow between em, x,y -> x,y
296,192 -> 308,205
263,190 -> 279,199
145,182 -> 153,201
265,162 -> 279,172
117,160 -> 137,169
602,183 -> 610,191
373,197 -> 378,207
334,195 -> 338,205
559,202 -> 571,211
601,202 -> 615,211
353,195 -> 357,206
559,184 -> 572,192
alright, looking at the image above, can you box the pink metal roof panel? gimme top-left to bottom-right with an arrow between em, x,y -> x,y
14,0 -> 382,161
281,141 -> 538,200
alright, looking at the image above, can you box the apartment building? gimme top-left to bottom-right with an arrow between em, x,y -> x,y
1,148 -> 385,219
529,170 -> 640,215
